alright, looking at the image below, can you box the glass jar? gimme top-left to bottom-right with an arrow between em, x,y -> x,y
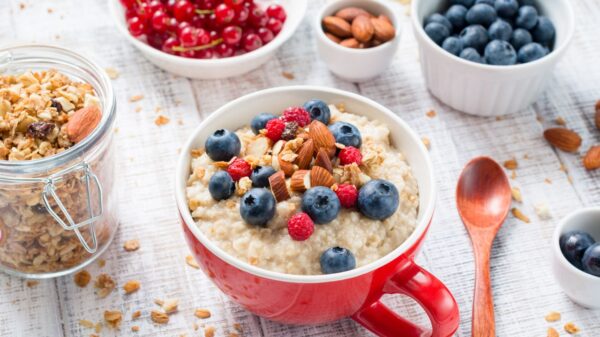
0,45 -> 118,278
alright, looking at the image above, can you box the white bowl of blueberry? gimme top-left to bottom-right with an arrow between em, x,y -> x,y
553,208 -> 600,309
411,0 -> 575,116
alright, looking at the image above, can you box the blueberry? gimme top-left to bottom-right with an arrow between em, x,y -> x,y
459,25 -> 489,51
488,19 -> 513,41
460,47 -> 486,63
532,16 -> 555,45
450,0 -> 475,7
205,129 -> 241,162
475,0 -> 495,5
517,42 -> 547,63
582,243 -> 600,277
357,180 -> 399,220
425,13 -> 453,32
320,247 -> 356,274
510,28 -> 533,50
250,165 -> 276,188
424,22 -> 450,45
240,188 -> 276,227
445,5 -> 468,31
515,6 -> 538,30
560,230 -> 596,270
301,187 -> 341,224
495,0 -> 519,18
250,112 -> 277,135
209,171 -> 235,201
442,36 -> 464,56
466,4 -> 497,27
329,122 -> 362,149
303,99 -> 331,124
484,40 -> 517,65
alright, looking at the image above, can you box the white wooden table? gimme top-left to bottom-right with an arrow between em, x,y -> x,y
2,0 -> 600,336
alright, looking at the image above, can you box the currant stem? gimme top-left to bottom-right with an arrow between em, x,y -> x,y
195,9 -> 214,15
172,38 -> 223,52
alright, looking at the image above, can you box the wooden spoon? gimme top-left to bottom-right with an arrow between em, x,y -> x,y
456,157 -> 512,337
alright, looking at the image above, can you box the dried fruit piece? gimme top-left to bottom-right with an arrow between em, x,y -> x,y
352,15 -> 374,42
543,128 -> 582,153
290,170 -> 311,192
371,16 -> 395,42
335,7 -> 370,22
310,166 -> 335,188
308,120 -> 336,158
583,146 -> 600,170
269,171 -> 290,202
314,148 -> 333,173
74,270 -> 91,287
26,122 -> 55,139
66,105 -> 102,143
322,16 -> 352,38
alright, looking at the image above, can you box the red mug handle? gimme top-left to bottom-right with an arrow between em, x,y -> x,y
352,260 -> 459,337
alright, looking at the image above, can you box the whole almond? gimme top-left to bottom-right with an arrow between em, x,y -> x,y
595,100 -> 600,130
340,38 -> 360,48
66,105 -> 102,143
314,148 -> 333,173
325,32 -> 342,44
543,128 -> 582,153
583,146 -> 600,170
269,171 -> 290,202
310,166 -> 335,188
371,16 -> 396,42
296,139 -> 314,169
335,7 -> 370,22
308,120 -> 336,157
378,14 -> 393,25
322,16 -> 352,38
351,15 -> 374,42
290,170 -> 311,192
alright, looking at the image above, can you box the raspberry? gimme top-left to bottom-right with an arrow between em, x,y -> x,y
281,107 -> 311,127
287,212 -> 314,241
227,158 -> 252,181
335,184 -> 358,208
265,118 -> 285,141
339,146 -> 362,166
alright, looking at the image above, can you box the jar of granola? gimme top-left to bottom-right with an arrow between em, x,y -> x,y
0,45 -> 118,278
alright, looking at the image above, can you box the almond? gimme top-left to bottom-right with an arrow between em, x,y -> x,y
272,140 -> 286,155
351,15 -> 374,42
308,120 -> 336,158
269,171 -> 290,202
543,128 -> 582,153
66,105 -> 102,143
595,100 -> 600,131
296,139 -> 314,169
325,32 -> 342,44
335,7 -> 370,22
314,148 -> 333,173
246,136 -> 270,158
371,16 -> 395,42
310,166 -> 335,188
378,14 -> 393,25
322,16 -> 352,38
278,153 -> 295,177
290,170 -> 311,192
340,38 -> 360,48
583,146 -> 600,170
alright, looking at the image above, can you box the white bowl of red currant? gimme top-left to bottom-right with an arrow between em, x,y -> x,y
108,0 -> 307,79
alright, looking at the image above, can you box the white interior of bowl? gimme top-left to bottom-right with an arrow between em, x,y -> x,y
175,86 -> 435,283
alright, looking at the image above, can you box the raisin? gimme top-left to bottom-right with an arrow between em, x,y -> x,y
50,99 -> 63,112
281,122 -> 299,141
26,122 -> 55,139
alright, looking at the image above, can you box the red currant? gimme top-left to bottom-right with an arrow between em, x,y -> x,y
266,18 -> 282,34
198,0 -> 216,9
135,2 -> 152,22
248,7 -> 267,27
234,6 -> 249,25
179,26 -> 198,47
242,33 -> 262,52
216,43 -> 234,57
127,16 -> 146,36
214,4 -> 235,25
146,0 -> 165,16
119,0 -> 136,9
196,28 -> 211,45
162,36 -> 179,54
180,49 -> 196,58
177,21 -> 191,35
266,4 -> 286,21
257,27 -> 274,44
195,48 -> 214,59
147,32 -> 168,49
151,10 -> 169,32
224,0 -> 244,9
222,25 -> 242,45
173,0 -> 195,22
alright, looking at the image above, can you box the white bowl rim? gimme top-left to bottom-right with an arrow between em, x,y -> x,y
552,207 -> 600,282
107,0 -> 307,66
175,85 -> 436,284
411,0 -> 576,72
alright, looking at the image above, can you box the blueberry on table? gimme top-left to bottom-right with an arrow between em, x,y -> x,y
251,112 -> 277,135
209,171 -> 236,201
450,0 -> 475,7
250,165 -> 277,188
460,48 -> 486,63
484,40 -> 517,65
495,0 -> 519,19
560,230 -> 596,270
510,28 -> 533,50
303,99 -> 331,125
205,129 -> 241,161
488,19 -> 513,41
445,5 -> 468,31
329,121 -> 362,149
240,188 -> 276,227
459,25 -> 489,51
466,4 -> 497,27
582,243 -> 600,277
301,187 -> 341,224
517,42 -> 547,63
357,180 -> 399,220
442,36 -> 464,56
320,247 -> 356,274
424,22 -> 450,45
515,6 -> 538,30
532,16 -> 555,45
425,13 -> 453,32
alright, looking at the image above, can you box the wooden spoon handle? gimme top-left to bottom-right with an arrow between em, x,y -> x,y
472,244 -> 495,337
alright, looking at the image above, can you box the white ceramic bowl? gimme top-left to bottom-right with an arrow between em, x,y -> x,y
552,207 -> 600,309
108,0 -> 307,79
315,0 -> 401,82
411,0 -> 575,116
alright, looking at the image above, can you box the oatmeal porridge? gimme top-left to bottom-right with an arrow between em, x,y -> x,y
186,101 -> 419,275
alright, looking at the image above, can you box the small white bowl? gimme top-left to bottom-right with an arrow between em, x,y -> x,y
315,0 -> 401,82
108,0 -> 307,79
411,0 -> 575,116
552,207 -> 600,309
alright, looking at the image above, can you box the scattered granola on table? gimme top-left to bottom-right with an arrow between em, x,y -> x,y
94,273 -> 116,298
74,270 -> 92,287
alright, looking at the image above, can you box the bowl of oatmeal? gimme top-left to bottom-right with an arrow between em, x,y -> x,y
176,86 -> 459,334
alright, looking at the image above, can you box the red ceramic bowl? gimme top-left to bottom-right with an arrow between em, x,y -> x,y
175,86 -> 459,337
